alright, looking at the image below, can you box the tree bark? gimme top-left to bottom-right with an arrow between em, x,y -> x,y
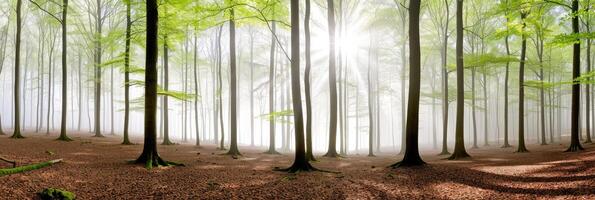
448,0 -> 470,160
392,0 -> 425,167
264,21 -> 279,154
11,0 -> 24,139
122,0 -> 132,145
567,0 -> 584,152
516,12 -> 529,153
227,8 -> 240,156
57,0 -> 71,141
324,0 -> 339,158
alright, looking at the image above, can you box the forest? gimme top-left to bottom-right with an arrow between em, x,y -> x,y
0,0 -> 594,199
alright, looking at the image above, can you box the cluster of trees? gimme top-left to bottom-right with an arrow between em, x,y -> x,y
0,0 -> 593,169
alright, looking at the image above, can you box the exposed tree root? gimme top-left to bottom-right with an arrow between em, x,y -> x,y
56,135 -> 73,142
10,133 -> 25,139
134,154 -> 183,170
447,151 -> 471,160
516,146 -> 529,153
437,150 -> 451,156
263,150 -> 282,155
565,144 -> 584,152
0,159 -> 62,177
274,162 -> 337,174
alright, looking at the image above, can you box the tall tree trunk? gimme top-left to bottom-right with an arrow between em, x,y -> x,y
0,24 -> 8,135
265,21 -> 279,154
483,72 -> 488,146
567,0 -> 584,151
193,33 -> 201,146
516,12 -> 529,153
278,0 -> 316,172
324,0 -> 339,158
584,1 -> 592,143
58,0 -> 71,141
304,0 -> 315,161
439,0 -> 451,155
367,43 -> 374,157
448,0 -> 470,159
122,0 -> 132,145
135,0 -> 176,168
162,38 -> 173,145
11,0 -> 24,139
227,8 -> 241,156
471,67 -> 478,148
78,52 -> 82,131
217,27 -> 225,150
94,0 -> 104,137
502,29 -> 512,148
249,28 -> 255,147
392,0 -> 424,167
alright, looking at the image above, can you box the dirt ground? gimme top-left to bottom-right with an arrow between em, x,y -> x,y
0,132 -> 594,199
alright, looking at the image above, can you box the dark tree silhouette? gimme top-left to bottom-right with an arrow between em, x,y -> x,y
391,0 -> 424,167
567,0 -> 584,152
448,0 -> 470,160
135,0 -> 178,168
276,0 -> 317,173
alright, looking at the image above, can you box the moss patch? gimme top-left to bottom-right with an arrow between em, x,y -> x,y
38,188 -> 76,200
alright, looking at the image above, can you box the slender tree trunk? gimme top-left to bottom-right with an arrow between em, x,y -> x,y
11,0 -> 24,139
249,28 -> 255,147
517,12 -> 529,153
448,0 -> 470,159
217,27 -> 225,150
567,0 -> 584,151
58,0 -> 71,141
162,38 -> 173,145
279,0 -> 316,172
193,33 -> 200,146
324,0 -> 339,157
367,43 -> 374,157
440,0 -> 450,155
471,67 -> 478,148
227,9 -> 241,156
502,33 -> 512,148
77,52 -> 82,131
94,0 -> 104,137
483,72 -> 488,146
304,0 -> 315,161
584,3 -> 592,143
393,0 -> 424,167
265,21 -> 279,154
122,0 -> 132,145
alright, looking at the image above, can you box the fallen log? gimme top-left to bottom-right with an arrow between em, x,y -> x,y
0,156 -> 16,168
0,159 -> 63,177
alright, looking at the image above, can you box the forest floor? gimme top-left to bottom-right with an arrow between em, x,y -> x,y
0,132 -> 594,199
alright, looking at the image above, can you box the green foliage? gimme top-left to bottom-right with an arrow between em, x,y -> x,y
38,188 -> 76,200
260,110 -> 294,123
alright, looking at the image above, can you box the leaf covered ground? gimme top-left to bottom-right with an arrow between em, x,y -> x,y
0,133 -> 593,199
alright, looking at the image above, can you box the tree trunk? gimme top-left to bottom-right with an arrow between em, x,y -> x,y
264,21 -> 279,154
135,0 -> 176,168
94,0 -> 104,138
448,0 -> 470,160
304,0 -> 315,161
227,9 -> 241,156
392,0 -> 424,167
193,33 -> 200,146
439,0 -> 450,155
516,12 -> 529,153
324,0 -> 339,158
567,0 -> 584,151
122,0 -> 132,145
367,43 -> 374,157
277,0 -> 316,172
162,37 -> 173,145
471,67 -> 478,148
502,31 -> 511,148
11,0 -> 24,139
58,0 -> 71,141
